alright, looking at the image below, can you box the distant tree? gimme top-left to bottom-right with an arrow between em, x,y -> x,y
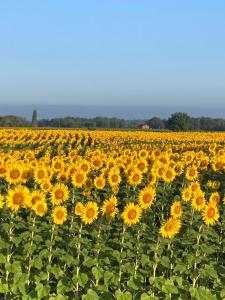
167,112 -> 192,131
0,115 -> 28,127
31,110 -> 38,127
148,117 -> 165,129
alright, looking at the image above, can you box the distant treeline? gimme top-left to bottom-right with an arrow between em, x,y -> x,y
38,117 -> 140,129
2,112 -> 225,131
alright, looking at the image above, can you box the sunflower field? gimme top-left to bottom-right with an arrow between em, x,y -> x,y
0,129 -> 225,300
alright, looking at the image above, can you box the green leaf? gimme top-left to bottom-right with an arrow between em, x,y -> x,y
0,253 -> 6,264
82,289 -> 99,300
115,290 -> 132,300
127,276 -> 142,291
0,279 -> 9,293
92,266 -> 104,281
36,283 -> 50,299
189,287 -> 217,300
83,257 -> 97,267
104,271 -> 114,285
100,292 -> 113,300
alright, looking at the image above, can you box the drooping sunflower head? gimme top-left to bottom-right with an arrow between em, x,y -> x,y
101,196 -> 118,219
81,201 -> 99,225
138,186 -> 156,209
52,206 -> 67,225
121,203 -> 142,226
209,192 -> 221,205
203,203 -> 219,225
74,202 -> 85,216
159,218 -> 182,239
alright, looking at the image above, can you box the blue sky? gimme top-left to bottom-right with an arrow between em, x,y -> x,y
0,0 -> 225,108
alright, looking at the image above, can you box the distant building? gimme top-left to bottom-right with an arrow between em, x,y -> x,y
138,123 -> 150,130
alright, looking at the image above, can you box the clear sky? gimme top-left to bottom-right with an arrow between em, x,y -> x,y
0,0 -> 225,108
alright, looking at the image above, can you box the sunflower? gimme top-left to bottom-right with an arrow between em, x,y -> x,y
94,176 -> 106,190
40,180 -> 52,193
101,196 -> 118,218
0,164 -> 7,177
33,167 -> 47,184
81,201 -> 99,224
136,159 -> 148,173
7,185 -> 30,211
170,201 -> 182,219
51,183 -> 69,205
128,169 -> 143,187
159,218 -> 182,239
74,202 -> 85,216
191,190 -> 206,211
72,170 -> 86,188
6,163 -> 23,184
163,168 -> 176,183
209,192 -> 221,205
57,171 -> 68,183
29,190 -> 46,209
0,194 -> 4,208
34,200 -> 48,217
138,186 -> 156,209
52,206 -> 67,225
122,203 -> 142,226
181,187 -> 192,202
203,203 -> 219,225
108,168 -> 121,187
186,165 -> 198,181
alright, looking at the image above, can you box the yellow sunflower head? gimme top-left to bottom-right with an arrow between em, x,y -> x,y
170,201 -> 182,219
51,183 -> 69,205
101,196 -> 118,219
7,185 -> 30,211
94,176 -> 106,190
0,194 -> 4,209
138,186 -> 156,209
121,203 -> 142,226
203,203 -> 219,225
72,170 -> 86,188
81,201 -> 99,224
74,202 -> 85,216
34,200 -> 48,217
52,206 -> 67,225
191,190 -> 206,211
159,218 -> 182,239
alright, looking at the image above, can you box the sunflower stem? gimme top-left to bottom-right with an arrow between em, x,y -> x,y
192,224 -> 202,287
75,222 -> 83,295
47,223 -> 55,282
5,210 -> 14,296
134,228 -> 141,277
95,218 -> 103,287
27,214 -> 36,286
118,225 -> 126,289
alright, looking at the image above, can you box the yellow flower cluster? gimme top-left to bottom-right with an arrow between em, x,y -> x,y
0,129 -> 225,239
